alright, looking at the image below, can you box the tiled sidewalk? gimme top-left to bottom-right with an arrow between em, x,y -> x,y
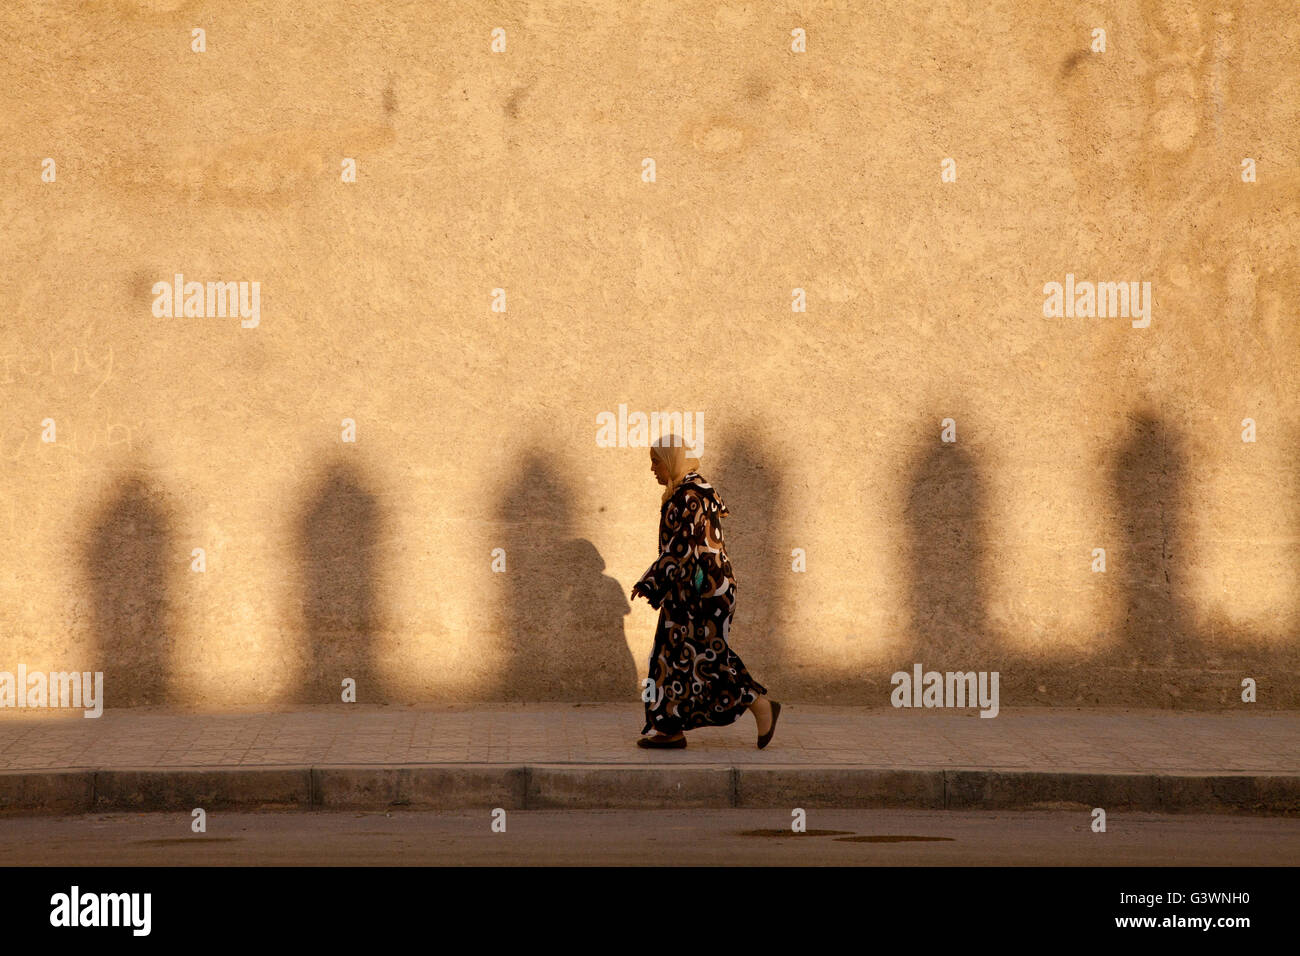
0,704 -> 1294,773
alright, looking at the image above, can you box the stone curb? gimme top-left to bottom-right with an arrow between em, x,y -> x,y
0,767 -> 1296,814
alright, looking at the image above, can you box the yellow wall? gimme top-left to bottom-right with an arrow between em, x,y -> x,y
1,0 -> 1296,708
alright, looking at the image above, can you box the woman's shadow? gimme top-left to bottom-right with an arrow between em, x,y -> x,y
494,452 -> 637,700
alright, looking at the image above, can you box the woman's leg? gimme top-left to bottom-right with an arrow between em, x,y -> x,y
747,695 -> 773,735
643,611 -> 686,740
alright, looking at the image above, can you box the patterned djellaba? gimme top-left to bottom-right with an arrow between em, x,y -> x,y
633,472 -> 767,735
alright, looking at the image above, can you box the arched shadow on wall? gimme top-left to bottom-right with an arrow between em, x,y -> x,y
707,431 -> 787,680
901,431 -> 995,668
493,450 -> 635,700
1109,410 -> 1200,665
1291,423 -> 1300,658
83,472 -> 174,706
294,459 -> 391,703
1293,424 -> 1300,657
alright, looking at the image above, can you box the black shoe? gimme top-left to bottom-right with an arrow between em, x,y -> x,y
637,734 -> 687,749
757,701 -> 782,749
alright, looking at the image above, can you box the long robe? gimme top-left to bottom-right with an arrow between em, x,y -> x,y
633,472 -> 767,734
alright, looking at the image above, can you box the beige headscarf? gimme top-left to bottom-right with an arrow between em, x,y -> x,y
651,434 -> 702,504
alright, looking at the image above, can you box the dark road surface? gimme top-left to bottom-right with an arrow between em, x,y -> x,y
1,808 -> 1295,865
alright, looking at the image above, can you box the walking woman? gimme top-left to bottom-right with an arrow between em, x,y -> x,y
630,436 -> 780,749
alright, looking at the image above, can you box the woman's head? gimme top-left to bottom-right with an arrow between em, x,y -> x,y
650,435 -> 701,500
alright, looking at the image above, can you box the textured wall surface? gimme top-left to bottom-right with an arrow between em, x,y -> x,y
1,0 -> 1297,709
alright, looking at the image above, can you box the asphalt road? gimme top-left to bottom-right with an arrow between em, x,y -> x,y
0,808 -> 1295,865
